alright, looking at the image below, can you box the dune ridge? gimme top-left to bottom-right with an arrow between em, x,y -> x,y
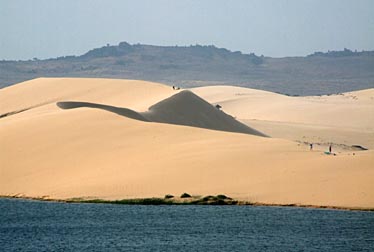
144,90 -> 266,136
57,101 -> 150,122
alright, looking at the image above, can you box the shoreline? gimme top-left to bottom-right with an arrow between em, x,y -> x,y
1,195 -> 373,212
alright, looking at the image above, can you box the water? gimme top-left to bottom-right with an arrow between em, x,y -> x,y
0,198 -> 373,251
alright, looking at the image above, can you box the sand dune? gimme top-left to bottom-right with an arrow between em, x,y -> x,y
0,77 -> 176,116
57,90 -> 266,136
192,86 -> 374,150
145,90 -> 266,136
1,78 -> 373,209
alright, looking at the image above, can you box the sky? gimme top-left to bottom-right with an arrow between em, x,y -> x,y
0,0 -> 373,60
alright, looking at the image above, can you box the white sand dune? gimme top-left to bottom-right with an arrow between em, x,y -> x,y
192,86 -> 374,150
0,77 -> 175,116
1,78 -> 373,209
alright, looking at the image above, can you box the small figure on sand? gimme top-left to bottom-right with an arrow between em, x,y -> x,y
329,145 -> 332,153
172,85 -> 180,90
310,143 -> 313,150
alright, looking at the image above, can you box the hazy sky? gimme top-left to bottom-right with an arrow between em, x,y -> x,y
1,0 -> 373,59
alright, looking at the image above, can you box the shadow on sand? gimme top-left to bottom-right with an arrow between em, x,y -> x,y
57,101 -> 149,122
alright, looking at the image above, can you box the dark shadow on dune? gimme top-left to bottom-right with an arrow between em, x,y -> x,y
56,91 -> 267,137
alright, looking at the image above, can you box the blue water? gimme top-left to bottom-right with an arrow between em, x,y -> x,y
0,198 -> 373,251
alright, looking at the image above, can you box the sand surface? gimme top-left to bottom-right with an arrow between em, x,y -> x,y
1,78 -> 373,209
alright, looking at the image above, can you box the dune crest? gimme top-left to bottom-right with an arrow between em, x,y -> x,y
57,101 -> 150,122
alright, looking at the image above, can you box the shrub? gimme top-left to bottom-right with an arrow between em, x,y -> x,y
216,194 -> 231,200
180,193 -> 191,198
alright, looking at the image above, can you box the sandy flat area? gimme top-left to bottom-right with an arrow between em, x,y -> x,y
1,78 -> 373,209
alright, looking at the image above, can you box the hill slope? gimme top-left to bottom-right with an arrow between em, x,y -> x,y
1,43 -> 373,95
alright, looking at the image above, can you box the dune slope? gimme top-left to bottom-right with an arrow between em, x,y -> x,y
144,90 -> 266,136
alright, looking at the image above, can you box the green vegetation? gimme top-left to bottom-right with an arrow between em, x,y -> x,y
216,194 -> 229,200
3,195 -> 373,211
191,195 -> 238,205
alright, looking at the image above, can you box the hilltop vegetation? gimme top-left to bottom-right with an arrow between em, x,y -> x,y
308,48 -> 374,57
1,42 -> 373,95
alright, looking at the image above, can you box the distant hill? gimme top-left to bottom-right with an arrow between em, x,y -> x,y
307,48 -> 374,57
1,42 -> 373,95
